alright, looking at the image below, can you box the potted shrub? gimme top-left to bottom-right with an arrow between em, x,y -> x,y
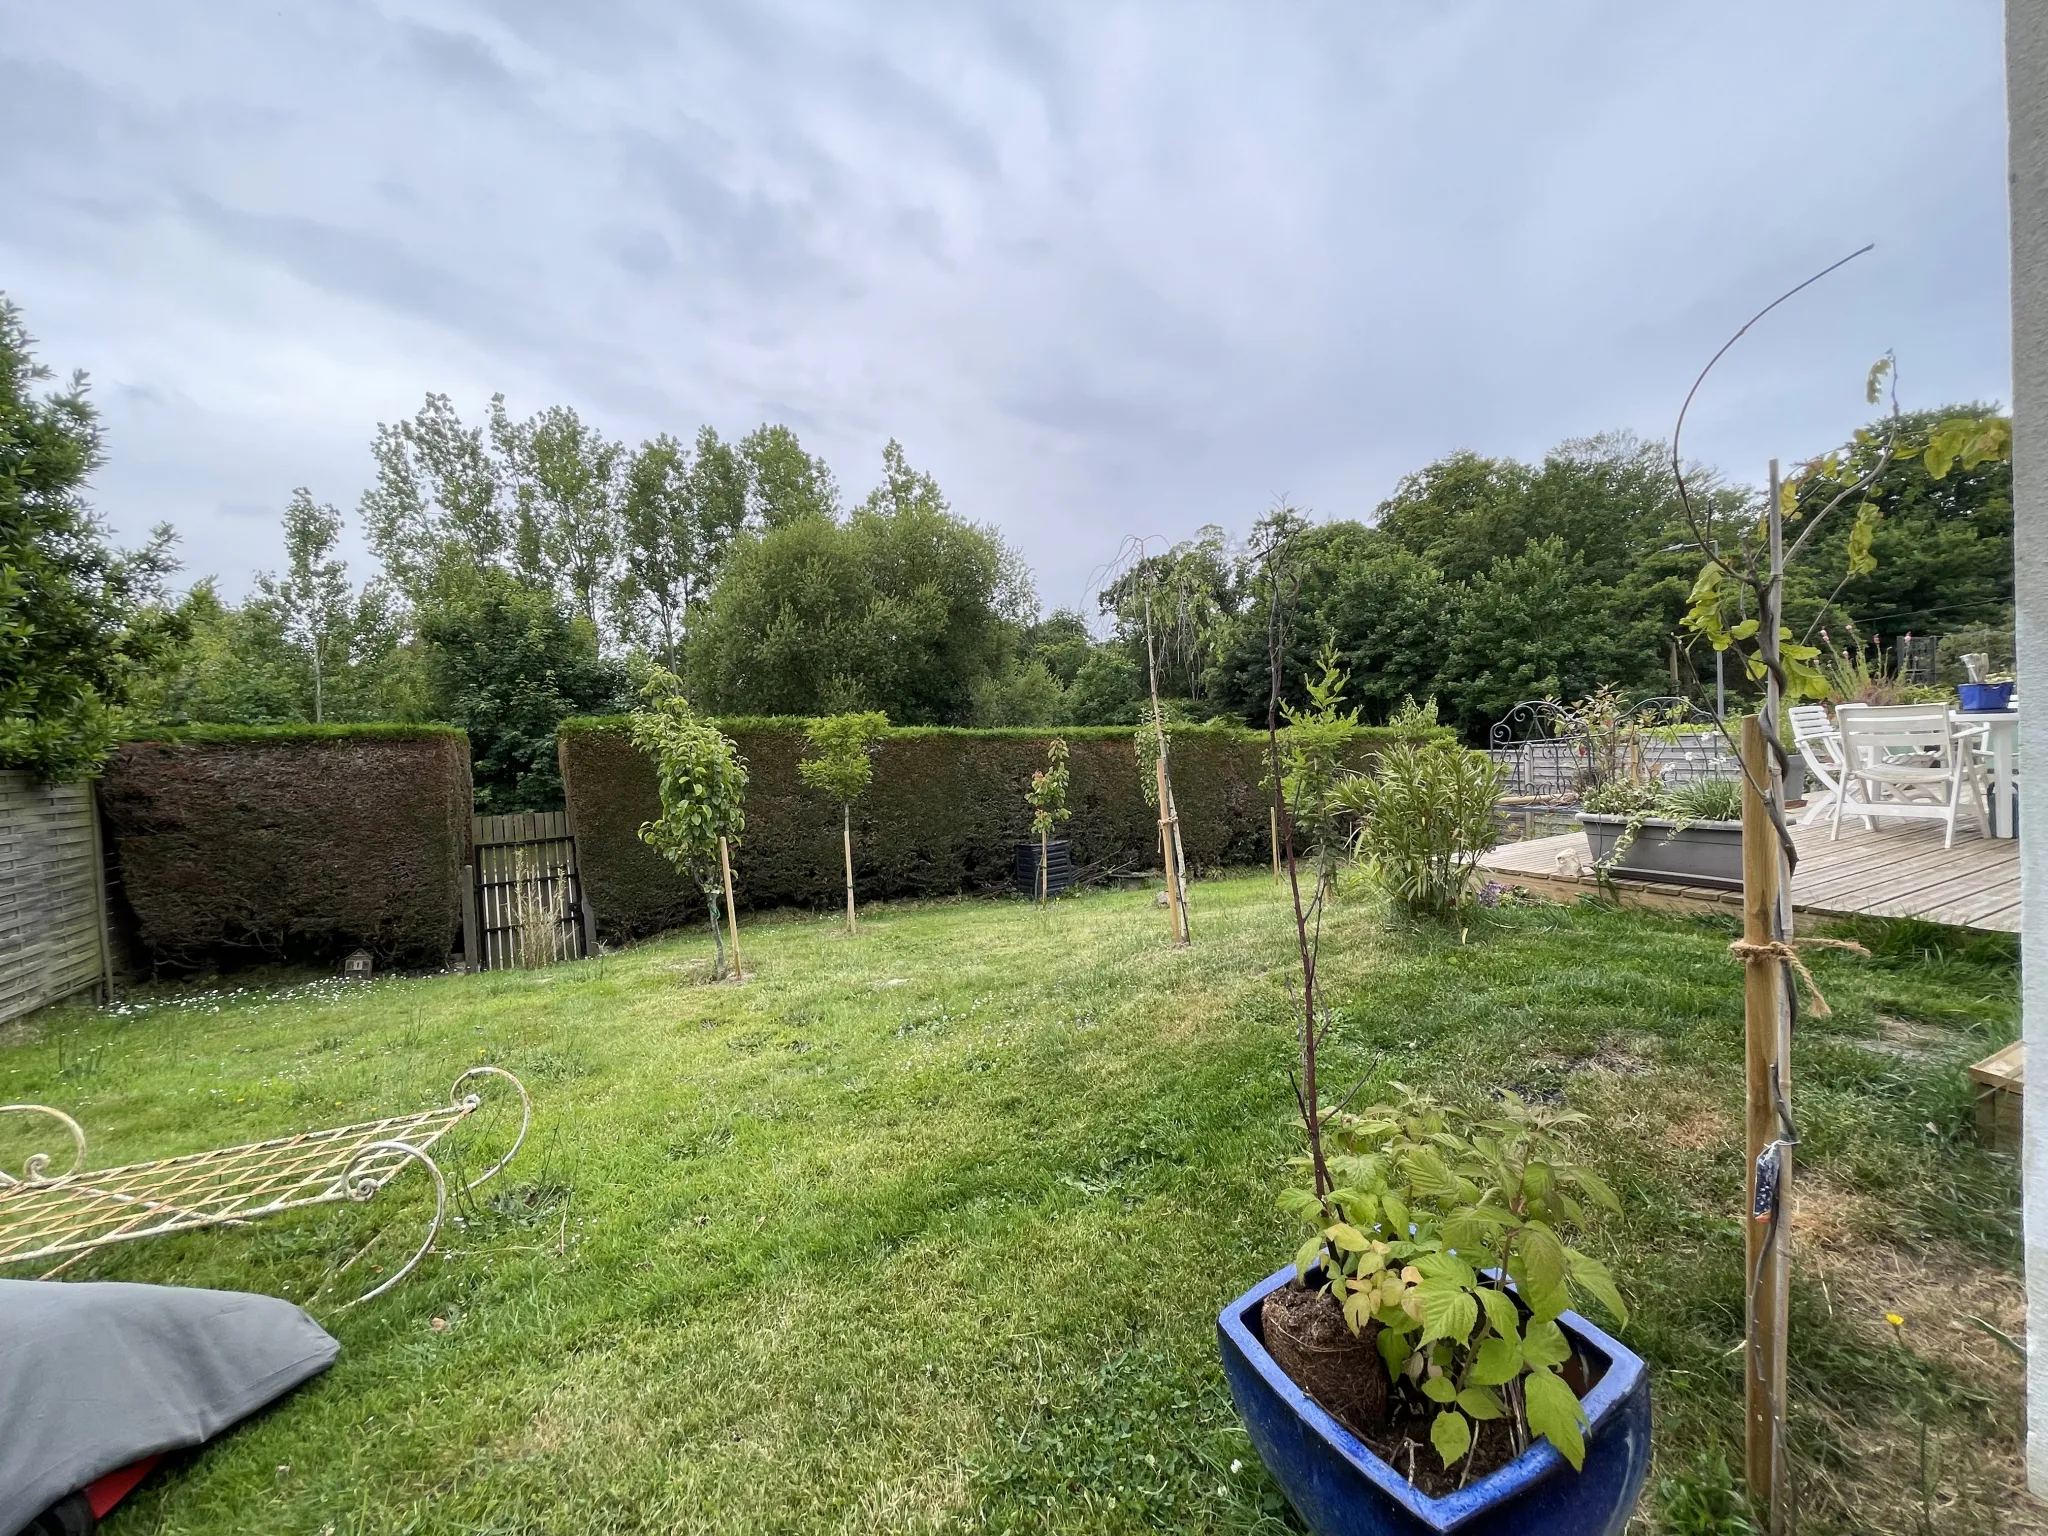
1217,1090 -> 1650,1536
1577,777 -> 1745,890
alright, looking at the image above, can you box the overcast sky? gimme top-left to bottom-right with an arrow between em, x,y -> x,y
0,1 -> 2012,617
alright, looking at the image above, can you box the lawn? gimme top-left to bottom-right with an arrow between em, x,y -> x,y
1,875 -> 2028,1535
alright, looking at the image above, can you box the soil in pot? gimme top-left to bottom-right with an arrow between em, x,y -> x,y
1259,1279 -> 1608,1499
1261,1281 -> 1388,1439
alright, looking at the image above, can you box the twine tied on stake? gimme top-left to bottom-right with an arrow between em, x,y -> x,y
1727,937 -> 1871,1018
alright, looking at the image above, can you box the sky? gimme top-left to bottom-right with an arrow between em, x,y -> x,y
0,0 -> 2014,619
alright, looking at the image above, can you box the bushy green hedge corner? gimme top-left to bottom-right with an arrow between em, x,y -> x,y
99,731 -> 474,969
557,716 -> 1423,938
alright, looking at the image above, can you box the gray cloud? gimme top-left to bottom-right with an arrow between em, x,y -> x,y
0,0 -> 2012,617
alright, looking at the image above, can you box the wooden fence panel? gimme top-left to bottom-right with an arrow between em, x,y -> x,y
0,773 -> 108,1025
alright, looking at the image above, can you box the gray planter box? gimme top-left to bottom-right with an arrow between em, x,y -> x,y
1578,813 -> 1746,890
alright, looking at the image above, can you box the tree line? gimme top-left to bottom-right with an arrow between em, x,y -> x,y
4,290 -> 2013,809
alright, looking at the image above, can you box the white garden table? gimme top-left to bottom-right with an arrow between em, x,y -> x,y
1955,706 -> 2021,837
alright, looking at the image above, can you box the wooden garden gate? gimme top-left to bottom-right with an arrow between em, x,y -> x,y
463,812 -> 591,970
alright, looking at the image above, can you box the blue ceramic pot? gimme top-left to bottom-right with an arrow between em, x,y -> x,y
1958,682 -> 2014,713
1218,1266 -> 1651,1535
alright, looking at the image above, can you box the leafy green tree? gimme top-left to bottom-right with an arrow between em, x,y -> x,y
630,668 -> 748,978
1064,648 -> 1144,725
492,402 -> 623,630
969,660 -> 1066,725
614,428 -> 750,669
1439,537 -> 1622,737
255,489 -> 350,722
360,392 -> 509,610
741,424 -> 839,528
797,710 -> 889,932
688,441 -> 1027,722
1099,525 -> 1239,712
422,571 -> 627,812
0,297 -> 183,780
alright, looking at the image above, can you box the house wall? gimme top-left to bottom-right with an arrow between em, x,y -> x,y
2007,0 -> 2048,1495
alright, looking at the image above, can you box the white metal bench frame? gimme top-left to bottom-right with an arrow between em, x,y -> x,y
1,1067 -> 529,1306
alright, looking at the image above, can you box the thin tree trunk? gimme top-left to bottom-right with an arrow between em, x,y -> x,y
719,836 -> 744,981
706,889 -> 726,980
843,805 -> 857,934
1039,828 -> 1049,906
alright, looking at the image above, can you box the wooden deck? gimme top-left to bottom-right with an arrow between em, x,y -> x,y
1479,818 -> 2021,933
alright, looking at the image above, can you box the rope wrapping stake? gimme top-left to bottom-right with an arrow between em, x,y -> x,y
1727,936 -> 1870,1019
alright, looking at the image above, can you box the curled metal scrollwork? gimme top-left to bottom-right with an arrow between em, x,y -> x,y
0,1105 -> 89,1188
335,1139 -> 449,1308
448,1066 -> 532,1193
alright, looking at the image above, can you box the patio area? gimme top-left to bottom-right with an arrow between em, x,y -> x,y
1480,816 -> 2022,933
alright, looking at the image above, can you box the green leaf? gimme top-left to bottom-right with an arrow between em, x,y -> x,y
1523,1366 -> 1587,1471
1414,1251 -> 1476,1290
1468,1334 -> 1523,1386
1421,1374 -> 1456,1403
1324,1222 -> 1370,1254
1418,1284 -> 1478,1347
1518,1223 -> 1568,1297
1276,1188 -> 1323,1220
1566,1248 -> 1629,1326
1457,1385 -> 1505,1421
1381,1194 -> 1411,1238
1293,1234 -> 1324,1281
1475,1285 -> 1521,1342
1430,1408 -> 1473,1469
1569,1167 -> 1620,1213
1522,1316 -> 1571,1369
1377,1323 -> 1412,1379
1404,1148 -> 1463,1200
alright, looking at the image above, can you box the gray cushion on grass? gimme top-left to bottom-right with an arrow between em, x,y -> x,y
0,1280 -> 339,1536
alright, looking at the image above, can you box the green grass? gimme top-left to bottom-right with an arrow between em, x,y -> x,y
1,877 -> 2025,1535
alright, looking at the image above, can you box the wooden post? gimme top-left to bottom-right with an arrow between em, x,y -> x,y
843,806 -> 857,934
461,865 -> 480,972
718,836 -> 744,981
1156,755 -> 1186,946
1741,712 -> 1792,1528
86,781 -> 115,1004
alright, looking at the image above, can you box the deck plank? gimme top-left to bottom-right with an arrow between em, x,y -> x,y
1479,821 -> 2019,933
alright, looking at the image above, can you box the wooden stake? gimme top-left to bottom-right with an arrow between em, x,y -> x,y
1156,755 -> 1186,946
842,807 -> 857,934
1741,712 -> 1792,1528
718,836 -> 744,981
1039,826 -> 1049,907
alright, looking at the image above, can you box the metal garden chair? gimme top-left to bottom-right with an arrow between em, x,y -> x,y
1,1067 -> 529,1306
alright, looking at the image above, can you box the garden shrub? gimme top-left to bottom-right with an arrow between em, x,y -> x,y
99,725 -> 472,970
559,717 -> 1430,938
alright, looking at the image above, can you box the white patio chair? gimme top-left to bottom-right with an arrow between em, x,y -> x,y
1831,703 -> 1991,849
1788,704 -> 1851,828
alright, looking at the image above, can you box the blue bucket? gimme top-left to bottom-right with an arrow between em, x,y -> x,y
1958,682 -> 2014,712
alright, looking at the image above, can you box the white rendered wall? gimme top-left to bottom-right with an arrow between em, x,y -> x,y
2012,0 -> 2048,1498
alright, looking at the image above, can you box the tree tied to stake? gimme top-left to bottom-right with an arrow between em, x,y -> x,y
797,710 -> 889,933
629,666 -> 748,979
1024,737 -> 1070,905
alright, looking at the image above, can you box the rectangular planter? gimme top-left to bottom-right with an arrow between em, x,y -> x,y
1578,813 -> 1745,890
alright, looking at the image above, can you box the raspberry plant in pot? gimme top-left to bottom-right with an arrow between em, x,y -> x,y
1273,1088 -> 1627,1484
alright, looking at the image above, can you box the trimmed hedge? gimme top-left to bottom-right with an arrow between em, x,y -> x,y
99,731 -> 473,971
558,716 -> 1417,939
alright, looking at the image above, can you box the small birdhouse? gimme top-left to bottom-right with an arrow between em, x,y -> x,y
343,949 -> 375,981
